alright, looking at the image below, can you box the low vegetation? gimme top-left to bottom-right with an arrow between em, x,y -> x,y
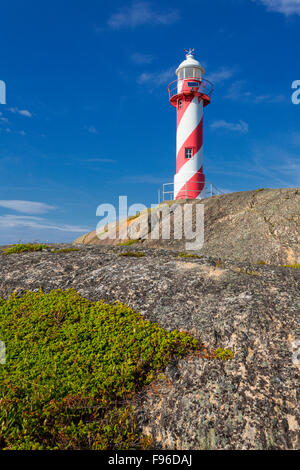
119,252 -> 145,257
0,289 -> 200,450
177,253 -> 202,259
282,264 -> 300,269
51,248 -> 79,254
3,243 -> 49,254
2,244 -> 81,255
214,347 -> 234,361
117,240 -> 140,247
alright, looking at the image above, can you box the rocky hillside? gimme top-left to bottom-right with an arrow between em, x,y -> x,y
74,188 -> 300,265
0,244 -> 299,449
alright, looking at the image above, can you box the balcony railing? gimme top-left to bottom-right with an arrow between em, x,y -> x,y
168,77 -> 214,101
158,181 -> 225,204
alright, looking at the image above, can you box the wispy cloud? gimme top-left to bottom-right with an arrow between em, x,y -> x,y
84,158 -> 116,163
9,107 -> 32,117
119,174 -> 169,184
250,145 -> 300,186
225,80 -> 286,103
130,52 -> 154,64
85,125 -> 99,135
208,66 -> 237,84
253,0 -> 300,16
0,112 -> 9,123
137,67 -> 174,86
107,1 -> 179,29
0,214 -> 89,233
210,119 -> 249,133
0,200 -> 56,214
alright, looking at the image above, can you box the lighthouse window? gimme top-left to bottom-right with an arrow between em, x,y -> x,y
178,100 -> 182,109
185,148 -> 193,159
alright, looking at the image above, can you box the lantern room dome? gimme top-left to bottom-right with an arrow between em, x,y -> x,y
176,50 -> 205,78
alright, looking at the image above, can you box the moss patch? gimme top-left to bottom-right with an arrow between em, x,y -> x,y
0,289 -> 200,450
3,243 -> 49,255
177,253 -> 202,259
282,264 -> 300,269
117,240 -> 140,247
118,252 -> 145,258
51,248 -> 80,254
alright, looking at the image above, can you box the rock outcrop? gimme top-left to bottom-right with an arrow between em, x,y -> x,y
74,188 -> 300,265
0,244 -> 299,449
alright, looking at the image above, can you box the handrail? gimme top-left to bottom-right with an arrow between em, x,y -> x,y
168,77 -> 214,101
158,181 -> 224,204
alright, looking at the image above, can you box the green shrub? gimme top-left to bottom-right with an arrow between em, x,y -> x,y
117,240 -> 139,247
282,264 -> 300,269
214,347 -> 234,361
118,252 -> 145,257
177,253 -> 202,259
4,243 -> 49,255
51,248 -> 79,253
0,289 -> 199,450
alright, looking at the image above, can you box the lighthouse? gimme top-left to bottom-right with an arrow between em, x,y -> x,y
168,49 -> 213,199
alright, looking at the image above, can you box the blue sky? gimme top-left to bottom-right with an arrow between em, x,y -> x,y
0,0 -> 300,244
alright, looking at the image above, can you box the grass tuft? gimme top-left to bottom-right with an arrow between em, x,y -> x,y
0,289 -> 200,450
177,253 -> 202,259
51,248 -> 79,254
117,240 -> 139,247
3,243 -> 49,255
282,264 -> 300,269
119,252 -> 145,258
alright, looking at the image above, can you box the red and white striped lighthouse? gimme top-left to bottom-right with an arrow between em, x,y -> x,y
168,49 -> 213,199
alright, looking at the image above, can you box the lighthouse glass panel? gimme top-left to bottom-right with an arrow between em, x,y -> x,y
185,148 -> 193,159
184,67 -> 194,78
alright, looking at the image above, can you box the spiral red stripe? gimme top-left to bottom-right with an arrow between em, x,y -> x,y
174,96 -> 205,199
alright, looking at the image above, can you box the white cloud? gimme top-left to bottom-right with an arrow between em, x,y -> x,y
0,200 -> 55,214
208,67 -> 237,84
137,67 -> 174,86
253,0 -> 300,16
119,174 -> 169,184
225,80 -> 286,103
85,158 -> 116,163
108,1 -> 179,29
0,214 -> 89,233
85,125 -> 99,134
9,107 -> 32,117
130,52 -> 154,64
210,119 -> 249,133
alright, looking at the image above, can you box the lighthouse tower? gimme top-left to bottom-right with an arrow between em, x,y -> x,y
168,49 -> 213,199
